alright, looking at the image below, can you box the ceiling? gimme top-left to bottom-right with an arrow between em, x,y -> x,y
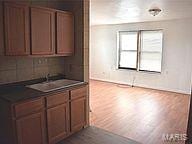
90,0 -> 192,25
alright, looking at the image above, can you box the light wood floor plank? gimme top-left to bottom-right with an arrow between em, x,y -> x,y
90,80 -> 190,144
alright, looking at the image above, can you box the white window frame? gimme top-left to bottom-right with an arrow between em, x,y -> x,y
117,30 -> 163,73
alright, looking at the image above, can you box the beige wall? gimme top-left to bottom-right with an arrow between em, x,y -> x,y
83,0 -> 90,126
83,0 -> 89,83
0,57 -> 64,84
60,0 -> 89,81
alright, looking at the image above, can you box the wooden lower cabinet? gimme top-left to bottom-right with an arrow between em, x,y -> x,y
70,97 -> 86,133
16,112 -> 46,144
47,103 -> 69,144
0,85 -> 87,144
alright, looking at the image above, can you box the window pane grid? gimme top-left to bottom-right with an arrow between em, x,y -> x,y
121,50 -> 137,52
139,31 -> 163,72
119,51 -> 137,69
119,31 -> 138,69
118,30 -> 163,73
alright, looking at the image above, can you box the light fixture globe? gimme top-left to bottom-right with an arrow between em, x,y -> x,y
148,8 -> 161,16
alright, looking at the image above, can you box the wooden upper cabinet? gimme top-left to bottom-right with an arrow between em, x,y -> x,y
4,3 -> 30,56
56,12 -> 74,56
31,7 -> 55,55
3,3 -> 74,56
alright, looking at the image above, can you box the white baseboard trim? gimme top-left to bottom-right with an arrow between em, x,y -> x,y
90,77 -> 190,95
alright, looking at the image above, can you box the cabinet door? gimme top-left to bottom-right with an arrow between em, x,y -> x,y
70,97 -> 86,133
47,103 -> 69,144
31,7 -> 55,55
4,2 -> 30,56
56,12 -> 74,56
16,112 -> 46,144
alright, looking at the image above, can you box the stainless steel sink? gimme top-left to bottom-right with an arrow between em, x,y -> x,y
26,79 -> 84,92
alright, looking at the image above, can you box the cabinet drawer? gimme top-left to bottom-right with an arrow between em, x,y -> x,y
71,86 -> 87,100
46,91 -> 69,108
14,98 -> 44,118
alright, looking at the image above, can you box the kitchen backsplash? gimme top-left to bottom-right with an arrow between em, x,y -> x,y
0,57 -> 65,84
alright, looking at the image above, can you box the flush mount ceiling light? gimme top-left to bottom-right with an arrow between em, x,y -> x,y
148,8 -> 161,16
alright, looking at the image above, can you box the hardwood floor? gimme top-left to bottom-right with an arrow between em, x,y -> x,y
90,80 -> 190,144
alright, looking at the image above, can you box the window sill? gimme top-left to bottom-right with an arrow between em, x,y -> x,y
117,67 -> 162,74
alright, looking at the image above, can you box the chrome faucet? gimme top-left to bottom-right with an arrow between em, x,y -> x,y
45,73 -> 50,82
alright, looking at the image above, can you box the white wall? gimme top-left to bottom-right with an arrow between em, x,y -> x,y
90,19 -> 192,94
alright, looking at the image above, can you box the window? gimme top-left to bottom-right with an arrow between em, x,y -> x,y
119,32 -> 138,69
118,30 -> 163,72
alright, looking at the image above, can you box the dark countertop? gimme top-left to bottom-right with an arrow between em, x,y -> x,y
0,76 -> 88,103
